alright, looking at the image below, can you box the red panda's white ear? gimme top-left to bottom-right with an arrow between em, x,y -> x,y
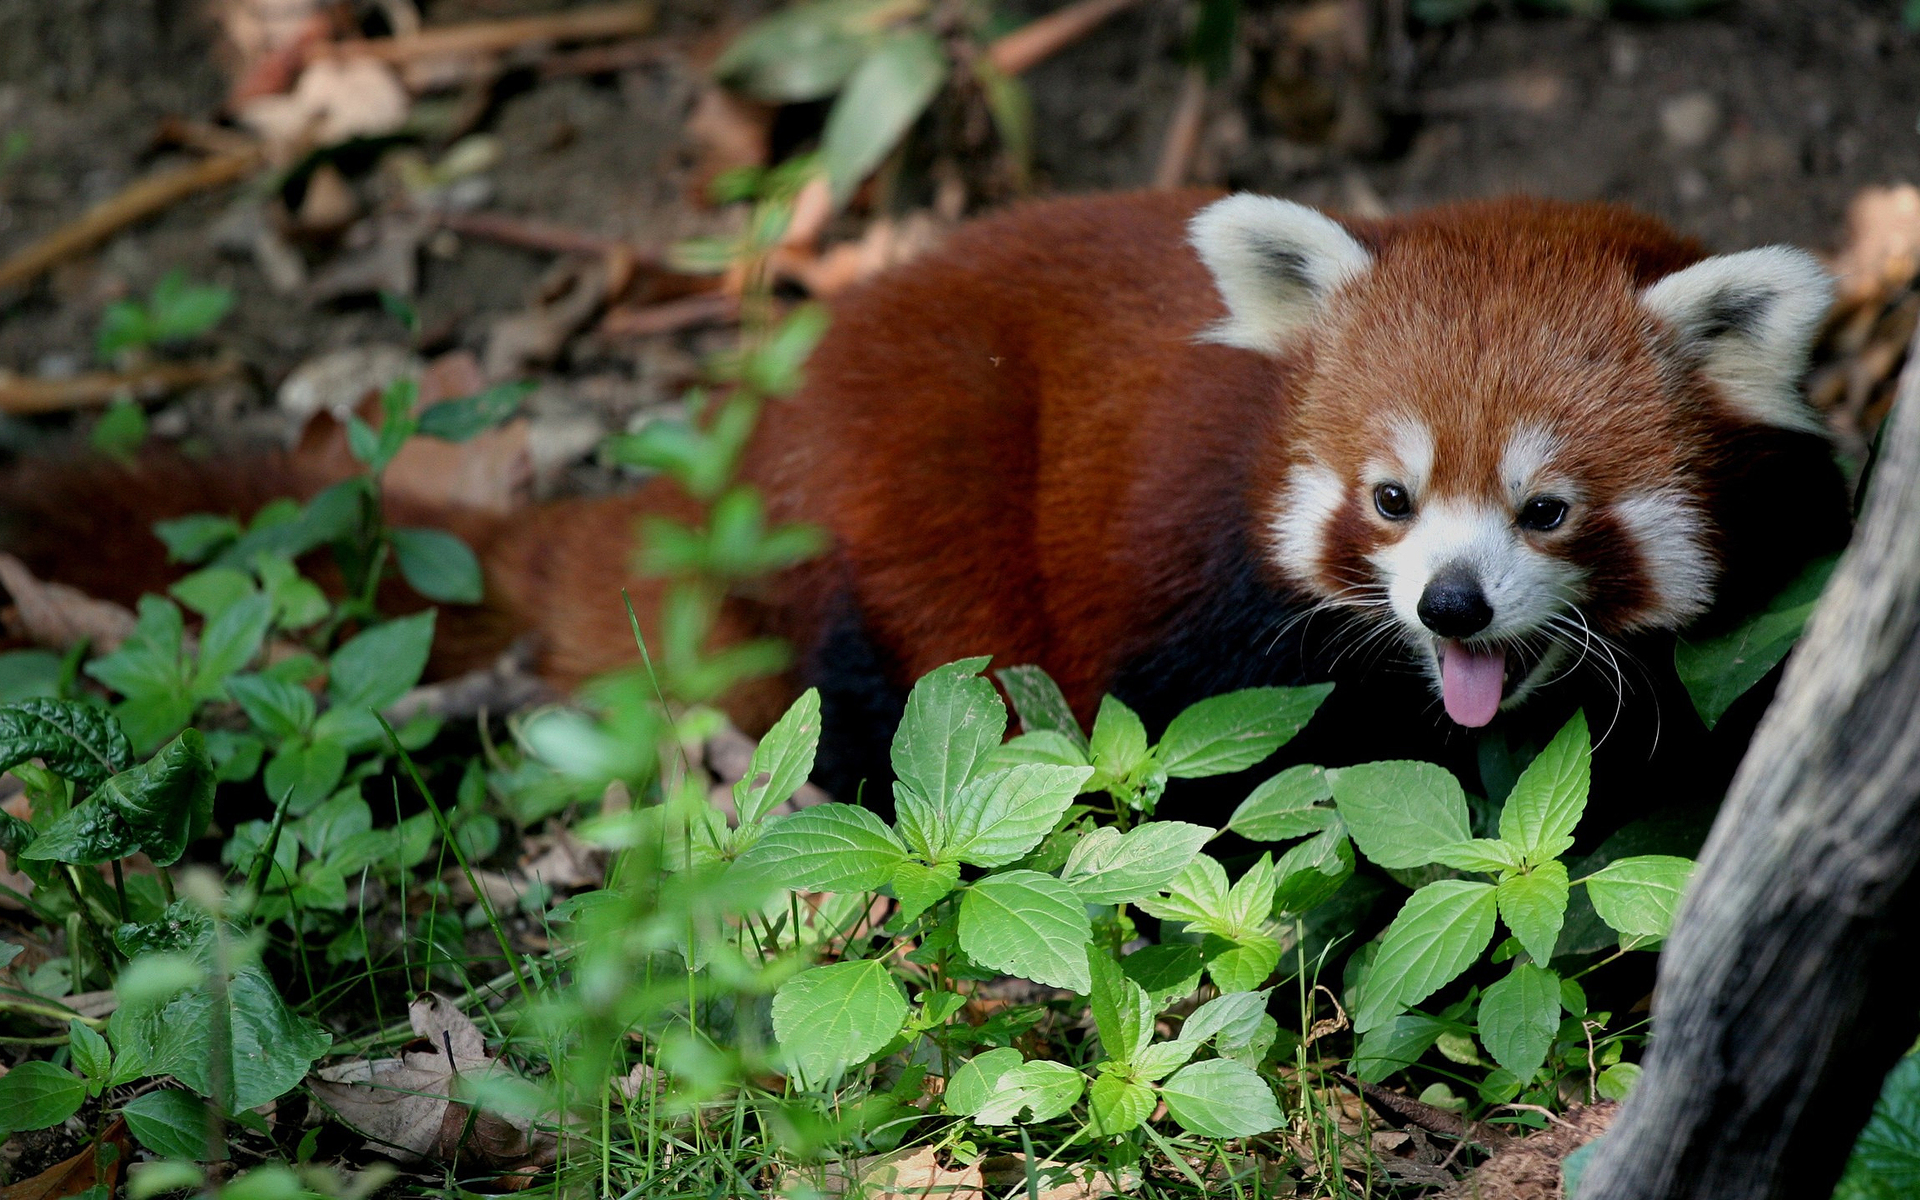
1188,194 -> 1373,354
1640,247 -> 1833,435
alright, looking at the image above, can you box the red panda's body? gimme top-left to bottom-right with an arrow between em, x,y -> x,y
0,190 -> 1853,808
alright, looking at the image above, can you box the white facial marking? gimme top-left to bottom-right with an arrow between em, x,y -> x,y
1640,247 -> 1832,435
1369,499 -> 1587,644
1270,462 -> 1345,582
1499,425 -> 1564,504
1380,418 -> 1435,496
1612,489 -> 1717,627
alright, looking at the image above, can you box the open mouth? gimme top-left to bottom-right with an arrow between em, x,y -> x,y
1433,638 -> 1554,728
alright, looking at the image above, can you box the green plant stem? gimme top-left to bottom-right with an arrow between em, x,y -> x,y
60,867 -> 120,974
157,864 -> 176,905
110,858 -> 129,922
0,996 -> 104,1027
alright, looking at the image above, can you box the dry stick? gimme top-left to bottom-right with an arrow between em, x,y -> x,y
0,360 -> 242,415
985,0 -> 1147,76
437,210 -> 658,263
1151,65 -> 1210,191
317,1 -> 656,65
0,150 -> 260,292
1580,324 -> 1920,1200
598,292 -> 739,339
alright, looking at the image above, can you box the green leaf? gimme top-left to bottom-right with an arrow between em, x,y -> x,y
1835,1054 -> 1920,1200
989,730 -> 1089,770
1179,989 -> 1273,1051
1062,821 -> 1214,905
1352,880 -> 1498,1032
97,298 -> 152,361
731,803 -> 906,894
945,763 -> 1092,867
945,1047 -> 1021,1116
1498,711 -> 1590,864
0,650 -> 62,703
1122,943 -> 1204,1008
820,29 -> 949,204
261,739 -> 346,816
746,304 -> 831,397
889,858 -> 958,924
1131,1039 -> 1199,1083
734,688 -> 821,827
0,698 -> 134,785
1088,695 -> 1149,782
225,675 -> 315,740
1135,854 -> 1230,926
389,528 -> 483,604
171,567 -> 256,619
1272,826 -> 1354,914
1225,852 -> 1278,931
415,381 -> 530,441
1203,933 -> 1281,993
1088,953 -> 1155,1068
1229,765 -> 1335,841
1676,554 -> 1836,728
92,399 -> 148,460
123,1088 -> 219,1161
1596,1062 -> 1642,1102
995,664 -> 1087,751
191,591 -> 273,698
0,1061 -> 86,1132
964,1059 -> 1084,1125
1351,1013 -> 1447,1083
1331,761 -> 1471,869
771,959 -> 909,1087
1155,684 -> 1332,779
23,729 -> 214,866
890,658 -> 1003,819
1477,963 -> 1561,1081
147,270 -> 234,342
154,515 -> 241,565
1584,855 -> 1694,939
712,0 -> 895,102
1497,862 -> 1570,966
1088,1074 -> 1155,1136
69,1019 -> 112,1088
1160,1058 -> 1284,1137
110,902 -> 331,1110
328,611 -> 435,712
1431,838 -> 1524,872
958,870 -> 1092,992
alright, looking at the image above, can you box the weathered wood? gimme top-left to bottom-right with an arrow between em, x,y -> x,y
1580,326 -> 1920,1199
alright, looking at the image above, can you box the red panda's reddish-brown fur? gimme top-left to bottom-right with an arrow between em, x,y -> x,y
0,190 -> 1853,804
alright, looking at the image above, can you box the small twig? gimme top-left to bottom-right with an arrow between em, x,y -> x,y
985,0 -> 1147,76
1498,1102 -> 1590,1134
1339,1072 -> 1506,1150
437,211 -> 659,263
0,360 -> 243,415
598,292 -> 740,339
316,2 -> 657,67
0,150 -> 261,292
1151,65 -> 1210,190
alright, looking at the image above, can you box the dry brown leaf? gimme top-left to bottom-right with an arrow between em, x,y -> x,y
779,212 -> 947,299
0,553 -> 137,653
0,1118 -> 129,1200
309,994 -> 556,1175
383,419 -> 533,514
1833,184 -> 1920,308
685,84 -> 773,203
239,56 -> 412,164
784,1147 -> 1138,1200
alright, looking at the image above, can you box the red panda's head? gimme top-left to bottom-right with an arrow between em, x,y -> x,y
1190,194 -> 1838,729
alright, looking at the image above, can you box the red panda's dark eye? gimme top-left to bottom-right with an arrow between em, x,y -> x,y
1518,496 -> 1570,531
1374,483 -> 1413,520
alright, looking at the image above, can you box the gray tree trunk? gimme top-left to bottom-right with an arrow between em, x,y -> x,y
1579,330 -> 1920,1199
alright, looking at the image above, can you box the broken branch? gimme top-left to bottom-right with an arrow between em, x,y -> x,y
0,360 -> 242,415
986,0 -> 1146,77
319,2 -> 656,67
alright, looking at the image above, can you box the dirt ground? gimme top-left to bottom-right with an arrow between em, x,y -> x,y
0,0 -> 1917,472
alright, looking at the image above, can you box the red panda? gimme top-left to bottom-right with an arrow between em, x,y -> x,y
0,190 -> 1852,806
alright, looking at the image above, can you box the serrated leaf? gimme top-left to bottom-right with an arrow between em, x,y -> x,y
1134,854 -> 1231,925
1352,880 -> 1498,1033
1332,761 -> 1471,869
1229,764 -> 1335,841
1203,932 -> 1281,993
1835,1054 -> 1920,1200
1062,821 -> 1214,905
261,738 -> 346,816
988,730 -> 1089,770
1596,1062 -> 1643,1102
890,658 -> 1003,817
996,664 -> 1087,751
1088,953 -> 1155,1068
820,29 -> 949,204
1156,684 -> 1332,778
0,1061 -> 86,1132
190,591 -> 272,695
972,1060 -> 1084,1124
735,688 -> 822,827
731,803 -> 906,894
1477,963 -> 1560,1081
1226,853 -> 1278,931
1161,1058 -> 1284,1137
1088,1074 -> 1155,1135
1179,990 -> 1272,1050
1088,695 -> 1149,781
0,698 -> 134,785
945,763 -> 1092,867
154,514 -> 241,564
1584,855 -> 1694,939
1497,862 -> 1570,966
1351,1013 -> 1448,1083
23,729 -> 214,866
946,1046 -> 1021,1116
1676,554 -> 1835,729
69,1019 -> 111,1087
1431,838 -> 1523,872
390,528 -> 483,604
1122,943 -> 1203,1007
123,1088 -> 220,1160
225,674 -> 316,741
1273,825 -> 1354,914
890,858 -> 958,924
1498,711 -> 1590,864
1131,1039 -> 1199,1083
958,870 -> 1092,992
771,958 -> 909,1087
328,611 -> 435,713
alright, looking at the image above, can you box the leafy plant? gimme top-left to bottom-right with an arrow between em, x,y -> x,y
97,269 -> 235,364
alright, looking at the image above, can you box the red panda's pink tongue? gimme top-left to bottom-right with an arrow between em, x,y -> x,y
1440,641 -> 1506,728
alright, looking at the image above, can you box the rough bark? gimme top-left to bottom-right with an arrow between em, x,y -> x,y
1580,330 -> 1920,1199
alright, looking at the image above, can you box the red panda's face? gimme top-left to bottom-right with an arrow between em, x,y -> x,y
1190,195 -> 1833,728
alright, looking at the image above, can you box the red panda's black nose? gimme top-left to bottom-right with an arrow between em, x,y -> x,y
1418,568 -> 1493,639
